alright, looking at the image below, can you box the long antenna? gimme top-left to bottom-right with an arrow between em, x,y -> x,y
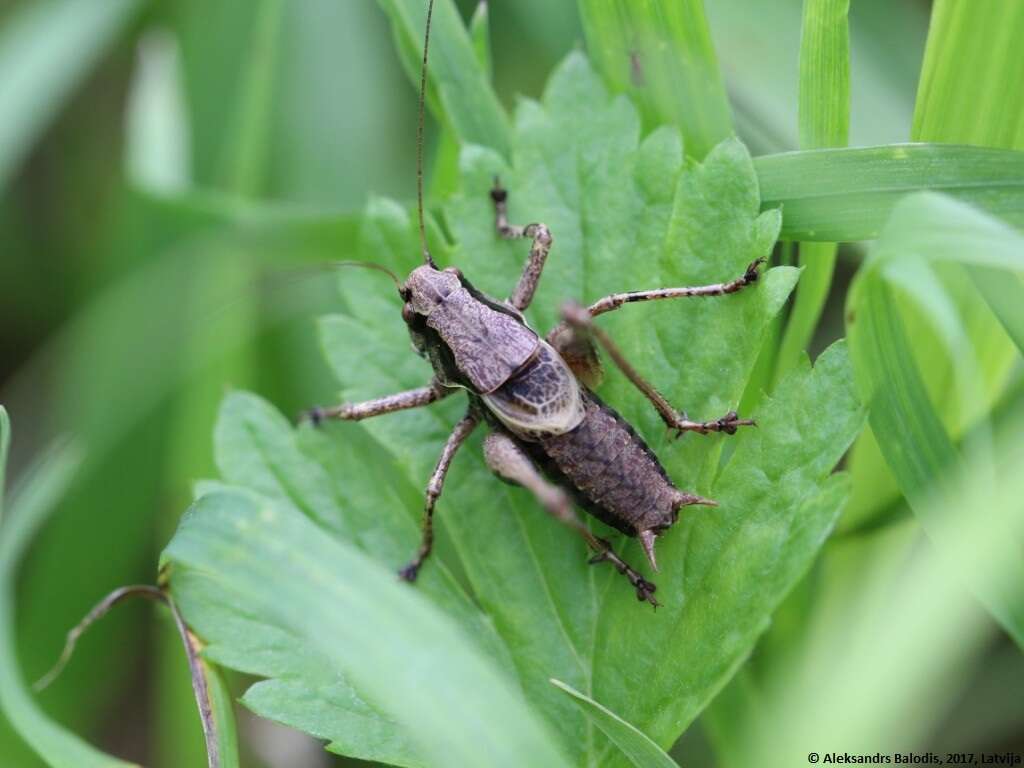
417,0 -> 438,268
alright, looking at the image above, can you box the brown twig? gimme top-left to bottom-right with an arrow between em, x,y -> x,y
35,584 -> 222,768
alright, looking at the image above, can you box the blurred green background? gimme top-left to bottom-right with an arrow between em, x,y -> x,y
0,1 -> 1021,766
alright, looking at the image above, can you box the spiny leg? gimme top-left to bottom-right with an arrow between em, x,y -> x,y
399,411 -> 480,582
586,258 -> 765,318
482,431 -> 658,607
561,304 -> 755,436
546,260 -> 765,391
490,178 -> 553,312
303,379 -> 450,425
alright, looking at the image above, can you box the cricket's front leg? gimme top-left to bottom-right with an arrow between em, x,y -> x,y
482,431 -> 658,607
560,304 -> 755,437
302,378 -> 451,425
399,411 -> 479,582
490,179 -> 553,312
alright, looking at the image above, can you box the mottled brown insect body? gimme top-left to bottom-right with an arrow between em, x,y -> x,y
528,391 -> 686,538
304,0 -> 765,607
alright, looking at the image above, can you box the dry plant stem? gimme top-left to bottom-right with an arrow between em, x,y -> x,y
35,584 -> 222,768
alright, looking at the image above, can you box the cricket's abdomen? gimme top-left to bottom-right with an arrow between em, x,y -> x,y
525,391 -> 684,536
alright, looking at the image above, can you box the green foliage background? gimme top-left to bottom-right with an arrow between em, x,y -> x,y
1,1 -> 1022,767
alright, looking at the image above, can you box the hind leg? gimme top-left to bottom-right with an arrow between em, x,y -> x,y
482,431 -> 658,607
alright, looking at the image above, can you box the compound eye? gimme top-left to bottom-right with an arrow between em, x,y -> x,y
402,302 -> 418,325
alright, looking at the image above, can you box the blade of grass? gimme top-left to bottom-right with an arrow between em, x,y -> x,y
846,193 -> 1024,648
913,0 -> 1024,148
0,423 -> 136,767
160,5 -> 282,760
124,30 -> 191,193
376,0 -> 509,157
551,680 -> 679,768
218,0 -> 282,196
755,144 -> 1024,241
0,0 -> 144,189
773,0 -> 849,384
577,0 -> 731,158
750,470 -> 1020,764
844,0 -> 1024,529
797,0 -> 850,151
705,0 -> 926,152
468,0 -> 491,78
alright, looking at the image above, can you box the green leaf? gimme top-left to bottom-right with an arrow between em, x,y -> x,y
178,390 -> 513,765
912,0 -> 1024,148
0,424 -> 135,767
577,0 -> 732,159
846,192 -> 1024,647
375,0 -> 510,157
755,144 -> 1024,242
324,54 -> 856,762
163,489 -> 571,768
0,0 -> 144,189
773,0 -> 849,383
594,343 -> 860,750
797,0 -> 850,150
168,52 -> 862,766
551,679 -> 679,768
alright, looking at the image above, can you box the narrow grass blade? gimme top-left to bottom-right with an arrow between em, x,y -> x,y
0,0 -> 143,189
164,490 -> 572,768
748,443 -> 1024,763
376,0 -> 509,157
0,427 -> 136,767
797,0 -> 849,150
755,144 -> 1024,241
913,0 -> 1024,148
774,0 -> 849,383
846,193 -> 1024,648
219,0 -> 283,196
125,31 -> 191,193
469,0 -> 491,77
578,0 -> 731,158
550,679 -> 679,768
970,268 -> 1024,356
840,0 -> 1024,533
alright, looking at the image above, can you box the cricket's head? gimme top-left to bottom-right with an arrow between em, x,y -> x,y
399,263 -> 541,395
400,264 -> 463,317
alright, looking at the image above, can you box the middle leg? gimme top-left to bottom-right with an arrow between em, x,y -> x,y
399,410 -> 480,582
560,304 -> 755,436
